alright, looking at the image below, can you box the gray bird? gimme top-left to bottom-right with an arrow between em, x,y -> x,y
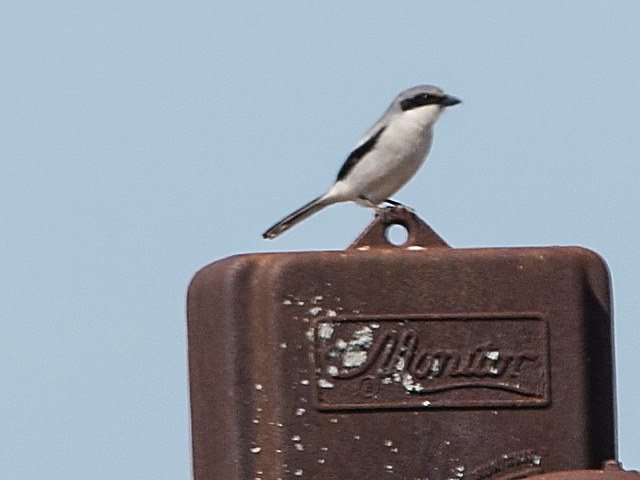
262,85 -> 460,239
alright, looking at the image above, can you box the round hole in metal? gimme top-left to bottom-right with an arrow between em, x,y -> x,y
385,223 -> 409,246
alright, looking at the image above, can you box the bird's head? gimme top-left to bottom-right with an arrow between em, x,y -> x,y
392,85 -> 461,125
397,85 -> 461,110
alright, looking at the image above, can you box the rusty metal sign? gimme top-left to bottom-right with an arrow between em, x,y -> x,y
187,208 -> 616,480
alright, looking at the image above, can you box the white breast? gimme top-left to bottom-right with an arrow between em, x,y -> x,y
329,107 -> 438,204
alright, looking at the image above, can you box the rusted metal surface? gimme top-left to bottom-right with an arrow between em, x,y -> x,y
187,209 -> 615,480
525,461 -> 640,480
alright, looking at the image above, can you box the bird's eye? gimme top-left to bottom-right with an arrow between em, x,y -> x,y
400,93 -> 439,111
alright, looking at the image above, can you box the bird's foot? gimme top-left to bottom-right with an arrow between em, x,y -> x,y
358,196 -> 387,215
383,199 -> 415,213
374,206 -> 391,217
359,196 -> 415,217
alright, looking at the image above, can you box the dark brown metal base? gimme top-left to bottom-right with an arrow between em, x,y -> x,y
187,209 -> 616,479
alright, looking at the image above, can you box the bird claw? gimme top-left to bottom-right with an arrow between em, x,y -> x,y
382,199 -> 415,212
374,203 -> 415,219
377,203 -> 414,214
373,206 -> 390,217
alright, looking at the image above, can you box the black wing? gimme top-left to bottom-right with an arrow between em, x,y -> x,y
336,126 -> 386,181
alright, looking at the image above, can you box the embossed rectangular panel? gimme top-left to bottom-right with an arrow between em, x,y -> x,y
313,314 -> 549,409
187,223 -> 615,480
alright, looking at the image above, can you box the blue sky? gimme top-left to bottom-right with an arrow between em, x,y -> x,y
2,2 -> 639,478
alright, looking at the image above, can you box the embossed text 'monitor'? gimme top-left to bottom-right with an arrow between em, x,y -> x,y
313,315 -> 549,409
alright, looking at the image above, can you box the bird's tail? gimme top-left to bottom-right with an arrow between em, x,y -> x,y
262,195 -> 330,239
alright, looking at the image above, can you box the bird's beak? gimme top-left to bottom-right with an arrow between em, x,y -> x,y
441,95 -> 461,107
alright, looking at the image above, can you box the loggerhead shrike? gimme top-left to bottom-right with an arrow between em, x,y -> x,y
262,85 -> 460,239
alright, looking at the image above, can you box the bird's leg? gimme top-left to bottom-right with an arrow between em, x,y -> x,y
384,198 -> 415,213
358,196 -> 387,216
